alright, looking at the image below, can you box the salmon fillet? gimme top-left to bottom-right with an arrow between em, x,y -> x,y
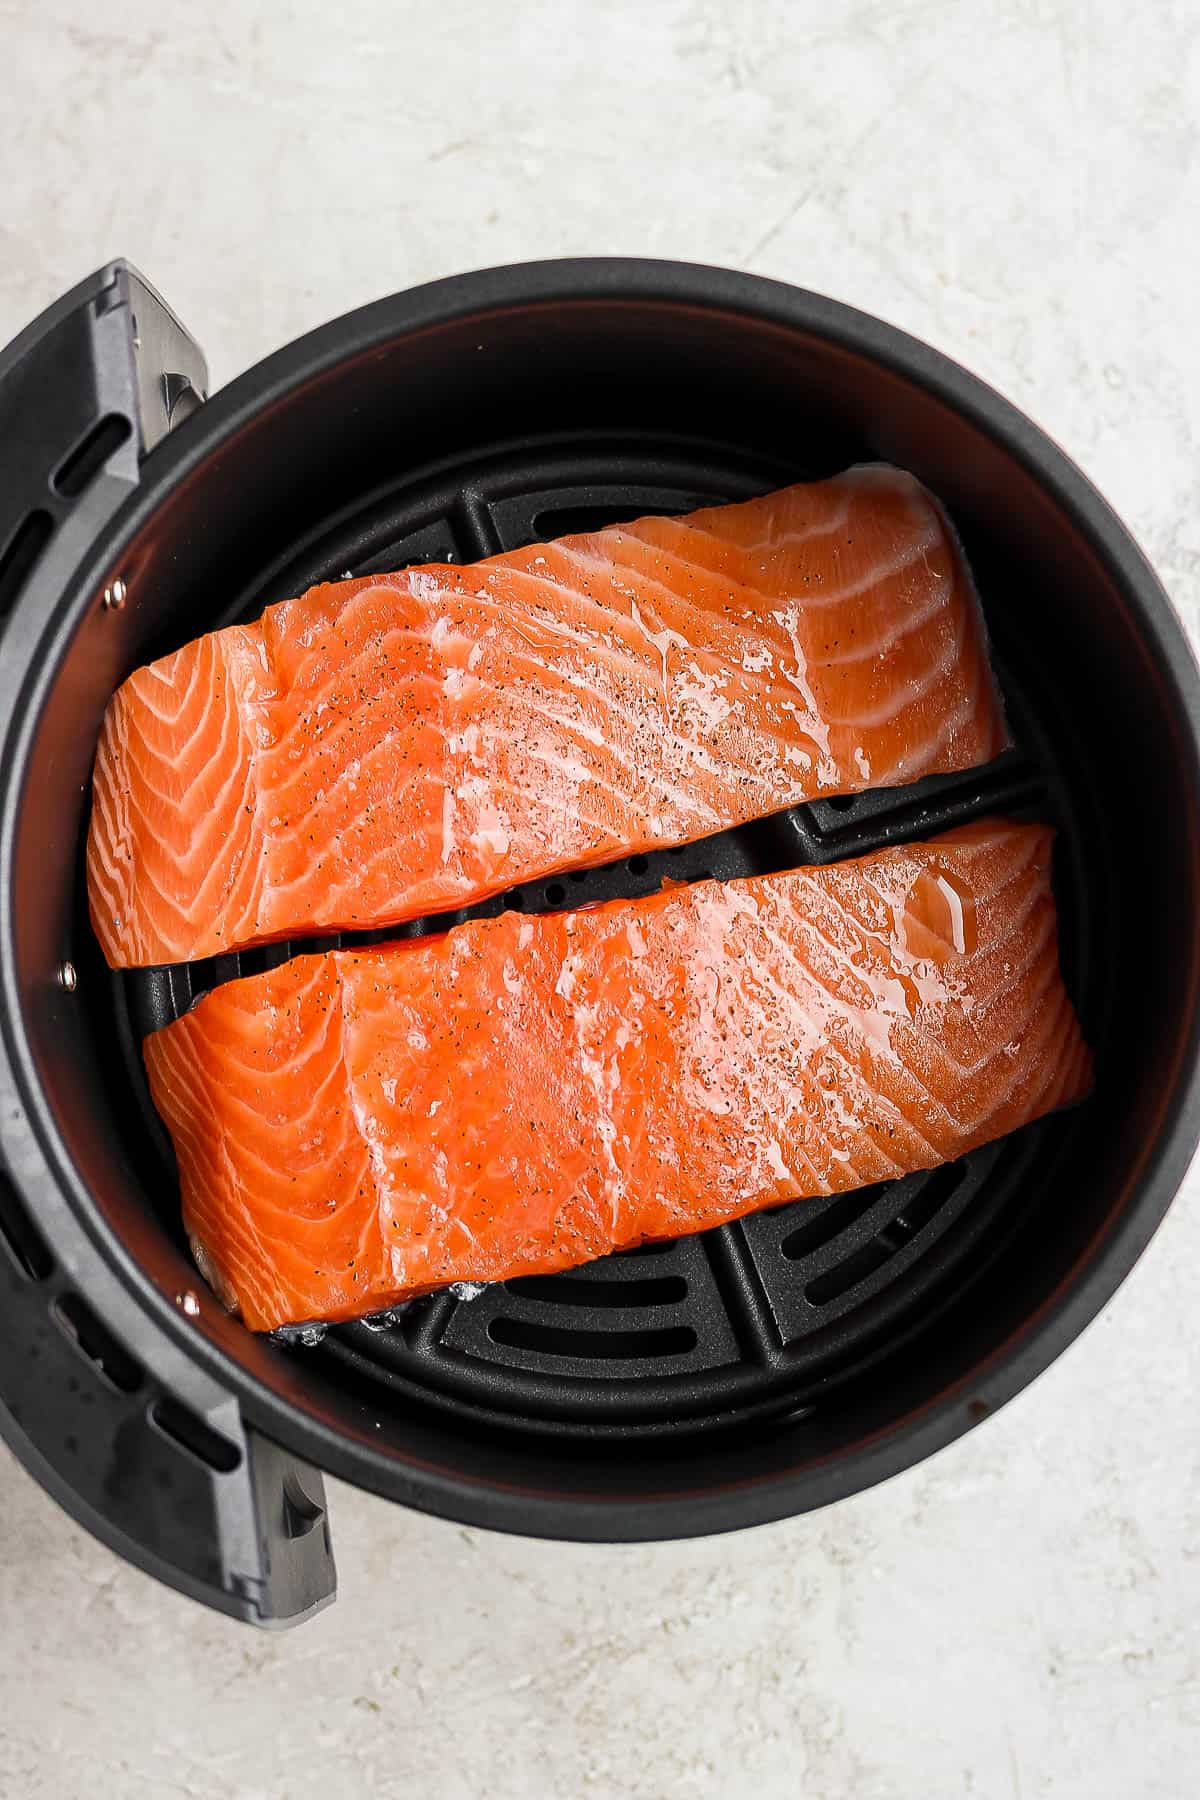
144,819 -> 1089,1332
90,465 -> 1007,968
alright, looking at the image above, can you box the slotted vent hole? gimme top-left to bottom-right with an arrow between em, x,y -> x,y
532,504 -> 657,538
488,1317 -> 697,1360
805,1239 -> 894,1305
781,1187 -> 883,1261
505,1273 -> 687,1307
150,1396 -> 242,1473
54,1294 -> 143,1394
803,1164 -> 968,1305
52,413 -> 132,498
894,1162 -> 967,1234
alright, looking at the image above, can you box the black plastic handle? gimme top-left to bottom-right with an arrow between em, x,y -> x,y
0,1229 -> 335,1624
0,263 -> 336,1626
0,261 -> 206,611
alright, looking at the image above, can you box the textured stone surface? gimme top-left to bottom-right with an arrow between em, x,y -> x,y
1,2 -> 1198,1795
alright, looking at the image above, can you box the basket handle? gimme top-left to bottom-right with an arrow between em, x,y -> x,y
0,265 -> 336,1625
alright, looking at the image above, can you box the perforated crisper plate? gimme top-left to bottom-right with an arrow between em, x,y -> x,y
111,434 -> 1093,1440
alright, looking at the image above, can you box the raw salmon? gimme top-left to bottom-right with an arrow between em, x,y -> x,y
90,466 -> 1007,968
143,819 -> 1089,1332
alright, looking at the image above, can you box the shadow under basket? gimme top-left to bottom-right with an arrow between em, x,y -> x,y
0,257 -> 1197,1625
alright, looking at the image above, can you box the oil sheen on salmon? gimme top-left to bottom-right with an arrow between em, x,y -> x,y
143,819 -> 1089,1332
89,466 -> 1007,968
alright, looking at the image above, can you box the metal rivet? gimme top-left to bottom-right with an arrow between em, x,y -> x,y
58,962 -> 77,992
102,579 -> 126,611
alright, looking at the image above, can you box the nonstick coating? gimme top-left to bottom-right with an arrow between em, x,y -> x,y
5,261 -> 1200,1535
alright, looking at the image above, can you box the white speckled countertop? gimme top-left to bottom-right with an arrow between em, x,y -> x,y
1,3 -> 1198,1795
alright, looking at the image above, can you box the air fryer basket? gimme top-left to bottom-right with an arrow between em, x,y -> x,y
0,259 -> 1197,1626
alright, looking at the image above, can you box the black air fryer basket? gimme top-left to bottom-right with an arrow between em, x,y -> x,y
0,259 -> 1196,1626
